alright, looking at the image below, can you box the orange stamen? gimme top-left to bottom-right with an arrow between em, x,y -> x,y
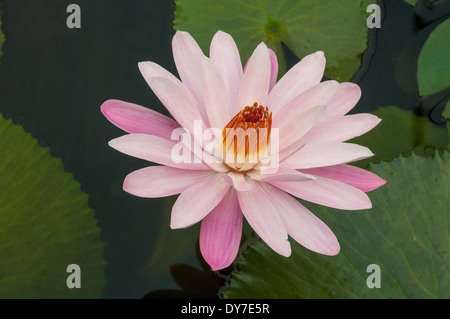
222,102 -> 272,171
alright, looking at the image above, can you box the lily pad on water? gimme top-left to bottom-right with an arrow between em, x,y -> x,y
417,18 -> 450,96
174,0 -> 372,81
350,106 -> 449,168
222,151 -> 449,298
0,114 -> 106,298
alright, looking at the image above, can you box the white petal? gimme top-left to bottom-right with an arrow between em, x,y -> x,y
237,180 -> 291,256
123,166 -> 213,197
260,183 -> 340,255
201,56 -> 232,129
210,31 -> 243,115
271,177 -> 373,210
268,51 -> 326,114
282,142 -> 374,169
172,31 -> 209,123
236,42 -> 270,108
170,173 -> 230,229
108,134 -> 208,170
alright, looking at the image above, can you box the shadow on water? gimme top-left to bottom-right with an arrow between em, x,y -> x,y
143,242 -> 231,299
0,0 -> 448,298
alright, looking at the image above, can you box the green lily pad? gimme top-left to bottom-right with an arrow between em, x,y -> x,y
222,151 -> 449,298
174,0 -> 372,81
417,18 -> 450,96
0,114 -> 106,298
444,99 -> 450,120
350,106 -> 449,168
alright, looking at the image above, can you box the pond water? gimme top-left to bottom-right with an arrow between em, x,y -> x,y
0,0 -> 448,298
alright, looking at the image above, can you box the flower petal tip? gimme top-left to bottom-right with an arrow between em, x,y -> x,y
315,50 -> 325,56
209,261 -> 233,271
107,138 -> 119,149
100,99 -> 117,119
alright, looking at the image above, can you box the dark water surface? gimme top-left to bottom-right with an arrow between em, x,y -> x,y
0,0 -> 448,298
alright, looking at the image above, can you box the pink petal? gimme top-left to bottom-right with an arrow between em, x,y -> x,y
236,42 -> 271,108
224,172 -> 252,191
170,173 -> 230,229
267,51 -> 326,114
268,48 -> 279,92
248,166 -> 316,183
123,166 -> 213,198
138,61 -> 184,91
237,180 -> 291,256
272,80 -> 339,121
101,99 -> 180,139
282,142 -> 374,169
300,164 -> 387,192
210,31 -> 243,115
172,31 -> 209,123
271,177 -> 373,210
201,56 -> 232,129
260,183 -> 340,255
150,76 -> 205,135
325,82 -> 361,119
278,105 -> 326,152
108,133 -> 208,170
200,189 -> 243,270
299,113 -> 381,145
177,130 -> 229,173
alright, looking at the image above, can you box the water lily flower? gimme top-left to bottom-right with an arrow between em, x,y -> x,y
101,30 -> 386,271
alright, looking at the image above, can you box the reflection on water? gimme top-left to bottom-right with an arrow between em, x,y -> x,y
144,243 -> 230,299
0,0 -> 448,298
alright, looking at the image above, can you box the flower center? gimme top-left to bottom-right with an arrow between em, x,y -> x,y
222,102 -> 272,172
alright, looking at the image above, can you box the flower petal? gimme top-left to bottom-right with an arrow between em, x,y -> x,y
268,48 -> 278,92
108,133 -> 208,170
123,166 -> 213,198
268,51 -> 326,114
201,56 -> 232,129
210,31 -> 243,115
271,177 -> 373,210
300,164 -> 387,192
278,105 -> 326,152
150,76 -> 205,135
299,113 -> 381,145
260,183 -> 340,255
138,61 -> 184,90
100,99 -> 180,139
224,172 -> 252,191
172,31 -> 208,123
282,142 -> 374,169
236,42 -> 271,108
272,80 -> 339,122
237,180 -> 291,256
325,82 -> 361,119
200,189 -> 243,270
170,173 -> 230,229
248,166 -> 316,183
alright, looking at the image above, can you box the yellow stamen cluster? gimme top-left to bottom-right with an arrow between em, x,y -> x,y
222,102 -> 272,171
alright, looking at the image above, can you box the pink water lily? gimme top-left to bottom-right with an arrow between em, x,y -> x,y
101,30 -> 386,270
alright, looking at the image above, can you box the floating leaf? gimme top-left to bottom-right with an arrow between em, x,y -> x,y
0,114 -> 106,298
444,100 -> 450,120
174,0 -> 372,81
417,18 -> 450,96
351,106 -> 448,167
222,151 -> 449,298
